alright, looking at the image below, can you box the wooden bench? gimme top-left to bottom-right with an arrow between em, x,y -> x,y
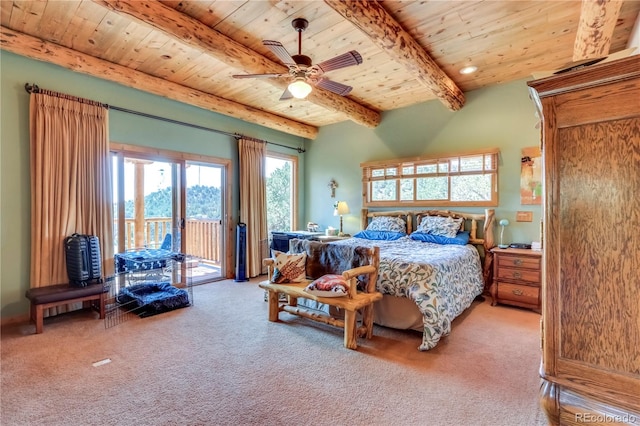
259,243 -> 381,350
25,283 -> 108,334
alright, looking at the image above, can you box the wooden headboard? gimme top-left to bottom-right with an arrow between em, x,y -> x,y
361,208 -> 496,292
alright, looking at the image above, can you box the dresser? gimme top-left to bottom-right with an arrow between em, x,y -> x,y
490,248 -> 541,313
528,56 -> 640,424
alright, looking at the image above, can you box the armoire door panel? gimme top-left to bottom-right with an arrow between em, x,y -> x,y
556,119 -> 640,374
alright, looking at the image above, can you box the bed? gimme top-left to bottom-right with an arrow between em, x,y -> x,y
330,209 -> 495,351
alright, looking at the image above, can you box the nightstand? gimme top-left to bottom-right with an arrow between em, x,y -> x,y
316,235 -> 350,243
490,247 -> 541,313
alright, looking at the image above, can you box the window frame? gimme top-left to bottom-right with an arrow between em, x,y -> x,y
265,151 -> 299,231
361,148 -> 499,208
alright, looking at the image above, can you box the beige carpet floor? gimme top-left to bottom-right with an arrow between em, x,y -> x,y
1,278 -> 547,426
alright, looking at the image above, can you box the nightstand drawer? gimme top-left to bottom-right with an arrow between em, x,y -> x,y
497,255 -> 540,270
496,267 -> 540,283
497,283 -> 539,305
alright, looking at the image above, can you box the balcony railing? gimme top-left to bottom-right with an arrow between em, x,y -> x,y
122,217 -> 222,265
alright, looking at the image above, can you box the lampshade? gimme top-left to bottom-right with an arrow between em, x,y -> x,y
499,219 -> 510,227
288,78 -> 312,99
334,201 -> 350,216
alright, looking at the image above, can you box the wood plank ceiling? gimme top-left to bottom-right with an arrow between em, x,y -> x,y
1,0 -> 639,139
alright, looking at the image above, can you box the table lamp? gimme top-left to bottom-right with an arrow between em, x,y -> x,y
498,219 -> 510,249
334,201 -> 350,236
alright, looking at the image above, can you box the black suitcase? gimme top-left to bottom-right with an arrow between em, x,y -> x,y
64,233 -> 103,287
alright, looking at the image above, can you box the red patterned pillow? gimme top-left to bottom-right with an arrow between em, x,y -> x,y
304,274 -> 349,297
271,251 -> 307,283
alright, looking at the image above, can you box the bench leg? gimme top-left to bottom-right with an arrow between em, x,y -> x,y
34,305 -> 44,334
362,305 -> 375,339
344,310 -> 357,350
267,290 -> 280,322
98,293 -> 106,319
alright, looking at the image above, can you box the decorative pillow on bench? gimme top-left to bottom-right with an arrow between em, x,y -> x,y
304,274 -> 349,297
271,251 -> 307,283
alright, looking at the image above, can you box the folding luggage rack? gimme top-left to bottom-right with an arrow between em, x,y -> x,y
105,253 -> 195,328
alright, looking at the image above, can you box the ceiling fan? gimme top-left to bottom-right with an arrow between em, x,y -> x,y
232,18 -> 362,100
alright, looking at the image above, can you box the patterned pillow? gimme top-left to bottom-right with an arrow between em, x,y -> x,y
417,216 -> 463,238
366,216 -> 407,233
271,251 -> 307,283
304,274 -> 349,297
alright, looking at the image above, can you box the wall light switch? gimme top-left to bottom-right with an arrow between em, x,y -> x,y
516,211 -> 533,222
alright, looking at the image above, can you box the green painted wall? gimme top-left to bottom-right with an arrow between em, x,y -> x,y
304,79 -> 542,245
0,51 -> 304,319
1,50 -> 542,320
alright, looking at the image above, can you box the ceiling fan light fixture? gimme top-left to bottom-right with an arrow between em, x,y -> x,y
288,78 -> 312,99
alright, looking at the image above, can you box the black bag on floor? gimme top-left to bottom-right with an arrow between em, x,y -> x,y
64,233 -> 103,287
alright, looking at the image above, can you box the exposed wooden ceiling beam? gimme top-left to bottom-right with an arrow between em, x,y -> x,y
324,0 -> 465,111
573,0 -> 623,61
95,0 -> 381,129
0,26 -> 318,139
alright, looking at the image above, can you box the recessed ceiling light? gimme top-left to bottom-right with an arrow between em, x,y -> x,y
459,65 -> 478,75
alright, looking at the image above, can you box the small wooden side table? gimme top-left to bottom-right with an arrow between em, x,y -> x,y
490,247 -> 542,313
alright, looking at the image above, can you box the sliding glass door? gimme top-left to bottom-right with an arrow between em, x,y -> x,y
112,147 -> 226,284
185,162 -> 224,283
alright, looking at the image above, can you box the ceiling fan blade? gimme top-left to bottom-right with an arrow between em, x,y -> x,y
279,88 -> 293,101
232,73 -> 288,79
315,78 -> 353,96
315,51 -> 363,73
263,40 -> 297,66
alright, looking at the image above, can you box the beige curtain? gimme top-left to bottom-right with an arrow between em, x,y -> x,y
29,90 -> 114,302
238,137 -> 267,278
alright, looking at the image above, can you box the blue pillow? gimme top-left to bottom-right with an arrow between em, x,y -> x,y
353,230 -> 406,241
410,230 -> 470,245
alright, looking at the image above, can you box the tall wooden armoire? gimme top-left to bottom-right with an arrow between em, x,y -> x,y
528,56 -> 640,424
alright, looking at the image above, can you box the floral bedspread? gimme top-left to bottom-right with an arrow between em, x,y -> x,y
333,236 -> 484,350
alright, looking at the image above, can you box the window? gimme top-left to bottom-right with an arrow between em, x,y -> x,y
362,149 -> 499,207
266,153 -> 298,232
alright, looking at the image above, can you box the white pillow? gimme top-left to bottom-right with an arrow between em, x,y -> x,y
271,251 -> 307,283
366,216 -> 406,233
417,216 -> 463,238
304,274 -> 349,297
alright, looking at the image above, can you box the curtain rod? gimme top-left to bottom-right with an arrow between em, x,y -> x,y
24,83 -> 305,153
